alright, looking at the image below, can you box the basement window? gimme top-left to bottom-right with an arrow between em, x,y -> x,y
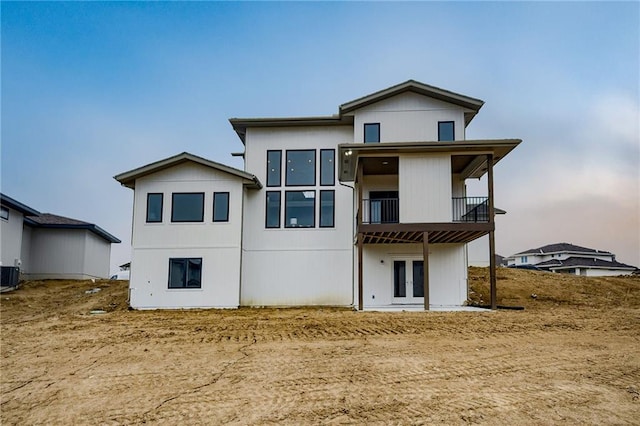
168,258 -> 202,289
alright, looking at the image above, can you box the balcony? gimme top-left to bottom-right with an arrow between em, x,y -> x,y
361,196 -> 490,225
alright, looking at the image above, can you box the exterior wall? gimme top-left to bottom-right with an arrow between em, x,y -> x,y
83,231 -> 111,279
577,268 -> 633,277
130,162 -> 245,309
20,224 -> 32,273
241,126 -> 353,306
361,243 -> 467,308
362,175 -> 398,198
0,207 -> 24,267
352,92 -> 466,143
24,228 -> 88,279
399,153 -> 452,223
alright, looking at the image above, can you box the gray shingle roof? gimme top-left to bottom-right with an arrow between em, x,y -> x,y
515,243 -> 611,256
535,257 -> 636,271
25,213 -> 121,243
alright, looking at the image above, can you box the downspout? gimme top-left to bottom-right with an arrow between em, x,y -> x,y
339,180 -> 355,309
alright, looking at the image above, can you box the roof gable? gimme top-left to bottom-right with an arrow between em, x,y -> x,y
339,80 -> 484,125
25,213 -> 121,243
114,152 -> 262,189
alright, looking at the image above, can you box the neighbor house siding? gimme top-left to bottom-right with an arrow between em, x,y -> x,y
25,228 -> 88,279
1,208 -> 24,267
83,230 -> 111,279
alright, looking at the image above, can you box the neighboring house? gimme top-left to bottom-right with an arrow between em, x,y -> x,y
115,80 -> 521,310
0,193 -> 120,282
506,243 -> 636,276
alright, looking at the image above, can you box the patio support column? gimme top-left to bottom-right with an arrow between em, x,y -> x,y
423,232 -> 430,311
357,158 -> 364,311
487,153 -> 497,310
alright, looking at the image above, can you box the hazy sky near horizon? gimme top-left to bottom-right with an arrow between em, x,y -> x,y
2,1 -> 639,269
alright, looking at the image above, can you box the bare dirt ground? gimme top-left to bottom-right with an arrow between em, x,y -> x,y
2,268 -> 639,425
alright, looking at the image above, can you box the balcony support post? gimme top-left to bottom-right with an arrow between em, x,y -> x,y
423,232 -> 430,311
487,153 -> 497,310
357,233 -> 363,311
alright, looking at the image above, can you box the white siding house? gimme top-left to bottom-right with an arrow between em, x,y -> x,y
117,80 -> 522,310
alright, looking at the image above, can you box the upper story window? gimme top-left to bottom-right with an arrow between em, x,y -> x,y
319,190 -> 335,228
364,123 -> 380,143
320,149 -> 335,186
285,191 -> 315,228
266,150 -> 282,187
438,121 -> 455,141
171,193 -> 204,222
0,207 -> 8,221
146,193 -> 163,223
265,191 -> 281,228
213,192 -> 229,222
286,150 -> 316,186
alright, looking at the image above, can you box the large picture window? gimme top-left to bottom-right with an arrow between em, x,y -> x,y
267,150 -> 282,187
146,193 -> 163,223
285,191 -> 315,228
320,149 -> 335,186
285,150 -> 316,186
171,193 -> 204,222
364,123 -> 380,143
213,192 -> 229,222
266,191 -> 281,228
168,258 -> 202,288
319,190 -> 335,228
438,121 -> 455,141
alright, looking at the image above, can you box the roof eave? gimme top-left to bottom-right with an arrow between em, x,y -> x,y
0,193 -> 40,216
229,115 -> 352,144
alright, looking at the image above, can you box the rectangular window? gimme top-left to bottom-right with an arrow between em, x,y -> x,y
319,190 -> 335,228
168,258 -> 202,288
320,149 -> 335,186
364,123 -> 380,143
438,121 -> 455,141
265,191 -> 281,228
266,150 -> 282,187
0,207 -> 8,221
393,261 -> 406,298
146,193 -> 163,223
285,150 -> 316,186
171,193 -> 204,222
521,256 -> 528,263
213,192 -> 229,222
285,191 -> 315,228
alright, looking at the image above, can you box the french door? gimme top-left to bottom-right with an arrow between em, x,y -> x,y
393,259 -> 424,303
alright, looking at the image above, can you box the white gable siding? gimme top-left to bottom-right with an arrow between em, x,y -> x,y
352,92 -> 466,143
129,162 -> 245,309
399,154 -> 452,223
241,126 -> 354,306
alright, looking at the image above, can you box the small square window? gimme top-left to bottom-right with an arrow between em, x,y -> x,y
172,193 -> 204,222
0,207 -> 8,221
364,123 -> 380,143
146,193 -> 163,223
168,258 -> 202,288
438,121 -> 455,141
213,192 -> 229,222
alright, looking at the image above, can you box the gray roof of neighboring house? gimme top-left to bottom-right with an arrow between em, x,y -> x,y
25,213 -> 121,244
0,193 -> 40,216
536,256 -> 636,271
514,243 -> 612,256
114,152 -> 262,189
230,80 -> 485,143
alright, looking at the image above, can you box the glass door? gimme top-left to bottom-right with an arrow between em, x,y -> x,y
393,259 -> 424,304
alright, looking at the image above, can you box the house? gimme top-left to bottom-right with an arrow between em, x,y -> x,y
115,80 -> 521,310
0,193 -> 120,282
506,243 -> 637,276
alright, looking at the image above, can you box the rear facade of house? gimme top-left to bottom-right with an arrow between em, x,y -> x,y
116,80 -> 521,310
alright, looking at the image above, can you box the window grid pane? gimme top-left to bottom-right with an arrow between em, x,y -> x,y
320,149 -> 335,186
319,190 -> 335,228
171,193 -> 204,222
146,193 -> 163,223
285,191 -> 315,228
267,150 -> 282,187
213,192 -> 229,222
266,191 -> 281,228
285,150 -> 316,186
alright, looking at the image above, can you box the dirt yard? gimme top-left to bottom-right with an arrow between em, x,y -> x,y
2,268 -> 639,424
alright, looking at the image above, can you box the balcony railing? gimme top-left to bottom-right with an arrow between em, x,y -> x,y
360,196 -> 491,224
362,198 -> 399,224
452,197 -> 490,222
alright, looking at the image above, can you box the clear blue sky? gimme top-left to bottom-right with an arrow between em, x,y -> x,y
2,1 -> 639,268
